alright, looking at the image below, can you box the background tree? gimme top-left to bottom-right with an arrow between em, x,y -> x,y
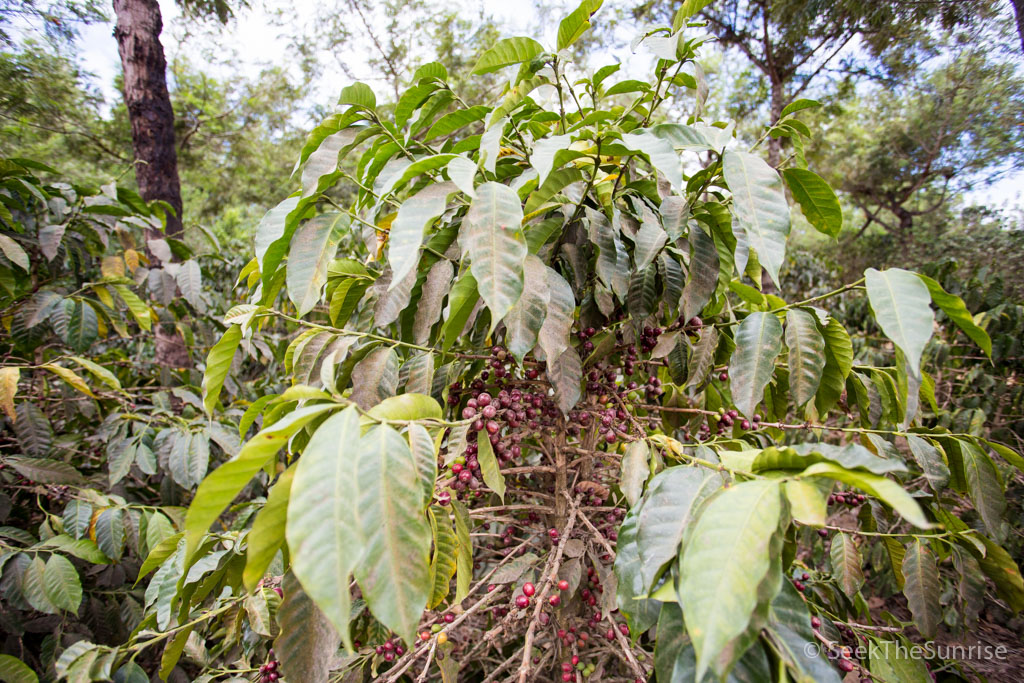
111,0 -> 243,239
631,0 -> 1010,165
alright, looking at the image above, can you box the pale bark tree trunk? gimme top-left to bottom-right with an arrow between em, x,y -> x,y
767,75 -> 785,168
113,0 -> 191,373
1012,0 -> 1024,53
112,0 -> 184,238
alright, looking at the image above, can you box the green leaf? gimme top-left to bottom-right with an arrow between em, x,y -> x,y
287,213 -> 347,317
723,151 -> 791,287
905,435 -> 949,492
158,626 -> 192,680
137,533 -> 183,582
0,654 -> 38,683
407,423 -> 438,509
477,430 -> 506,501
472,37 -> 545,74
95,507 -> 125,561
633,210 -> 668,273
868,636 -> 931,682
782,168 -> 842,238
548,347 -> 582,414
538,266 -> 575,364
815,316 -> 853,415
274,571 -> 340,683
4,457 -> 83,485
37,535 -> 110,564
388,182 -> 454,286
13,403 -> 51,456
184,403 -> 340,562
621,130 -> 682,190
64,299 -> 98,353
917,274 -> 991,357
21,556 -> 57,614
588,208 -> 629,298
636,467 -> 722,592
255,196 -> 301,271
674,0 -> 713,27
350,347 -> 399,409
68,356 -> 121,393
530,134 -> 572,187
620,440 -> 649,506
427,506 -> 458,609
685,326 -> 718,390
557,0 -> 602,50
765,582 -> 841,683
678,479 -> 781,681
54,641 -> 94,680
628,264 -> 658,319
62,500 -> 92,540
287,407 -> 362,652
785,309 -> 825,407
175,259 -> 203,308
42,553 -> 81,612
451,499 -> 472,603
354,424 -> 432,646
463,182 -> 527,326
784,480 -> 827,526
202,324 -> 242,415
504,254 -> 549,364
830,532 -> 864,597
730,312 -> 784,418
111,284 -> 152,330
244,463 -> 296,592
864,268 -> 934,377
754,442 -> 906,475
961,440 -> 1005,539
801,462 -> 930,528
365,393 -> 443,423
168,430 -> 209,489
0,234 -> 28,270
681,224 -> 718,322
426,106 -> 490,141
613,501 -> 662,637
902,540 -> 941,639
338,82 -> 376,110
441,271 -> 479,351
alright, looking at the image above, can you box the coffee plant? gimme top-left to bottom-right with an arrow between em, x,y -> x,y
3,2 -> 1023,682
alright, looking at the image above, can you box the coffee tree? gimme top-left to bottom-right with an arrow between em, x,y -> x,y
32,2 -> 1023,682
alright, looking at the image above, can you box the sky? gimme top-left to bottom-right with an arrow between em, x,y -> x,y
40,0 -> 1024,212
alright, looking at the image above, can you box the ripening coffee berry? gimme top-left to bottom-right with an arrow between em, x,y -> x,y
558,580 -> 569,591
549,595 -> 561,606
523,582 -> 536,597
811,616 -> 821,628
515,595 -> 530,608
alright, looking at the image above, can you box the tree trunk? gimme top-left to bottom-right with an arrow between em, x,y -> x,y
1012,0 -> 1024,53
112,0 -> 183,238
767,75 -> 785,168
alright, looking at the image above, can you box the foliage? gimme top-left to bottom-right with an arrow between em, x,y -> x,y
1,3 -> 1023,683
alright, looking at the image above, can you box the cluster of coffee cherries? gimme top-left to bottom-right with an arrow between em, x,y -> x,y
559,653 -> 599,680
417,613 -> 455,646
829,490 -> 866,507
811,616 -> 864,675
257,651 -> 280,682
373,638 -> 406,662
679,406 -> 763,443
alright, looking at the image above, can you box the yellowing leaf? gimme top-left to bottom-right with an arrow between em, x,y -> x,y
101,255 -> 125,278
0,366 -> 18,421
43,364 -> 95,398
